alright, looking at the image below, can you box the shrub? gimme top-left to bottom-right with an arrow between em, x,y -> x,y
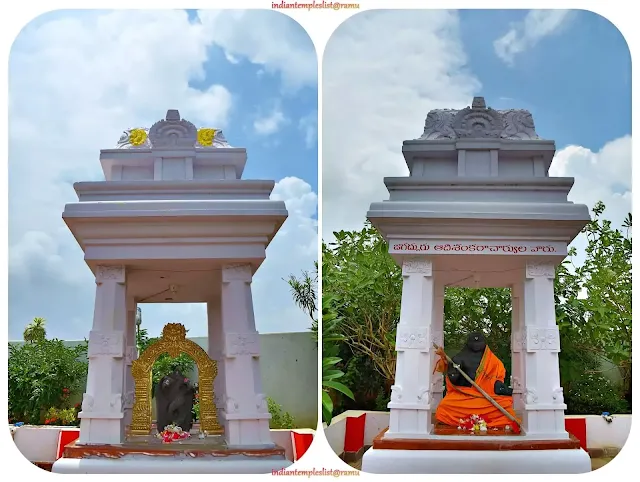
564,373 -> 630,415
374,390 -> 391,412
8,340 -> 88,424
43,406 -> 80,426
267,397 -> 295,429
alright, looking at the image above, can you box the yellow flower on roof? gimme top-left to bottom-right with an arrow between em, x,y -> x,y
197,128 -> 216,147
129,128 -> 148,146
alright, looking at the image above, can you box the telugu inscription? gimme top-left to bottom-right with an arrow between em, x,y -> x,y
391,241 -> 564,255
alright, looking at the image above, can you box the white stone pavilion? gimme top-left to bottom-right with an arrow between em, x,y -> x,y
52,110 -> 291,473
361,97 -> 593,473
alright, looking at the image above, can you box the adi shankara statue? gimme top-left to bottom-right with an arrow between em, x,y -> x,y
435,331 -> 519,431
155,370 -> 196,433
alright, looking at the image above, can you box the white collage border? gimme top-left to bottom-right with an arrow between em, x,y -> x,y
0,1 -> 637,480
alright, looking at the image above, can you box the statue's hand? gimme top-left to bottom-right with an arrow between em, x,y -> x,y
494,380 -> 513,396
447,364 -> 461,383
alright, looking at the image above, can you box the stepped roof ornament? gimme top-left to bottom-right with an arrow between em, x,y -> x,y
116,109 -> 232,149
418,96 -> 541,141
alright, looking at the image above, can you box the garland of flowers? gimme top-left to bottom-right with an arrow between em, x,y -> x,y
157,424 -> 191,443
458,414 -> 488,433
457,414 -> 515,433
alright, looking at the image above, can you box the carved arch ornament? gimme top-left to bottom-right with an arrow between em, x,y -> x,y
419,97 -> 540,141
130,323 -> 223,436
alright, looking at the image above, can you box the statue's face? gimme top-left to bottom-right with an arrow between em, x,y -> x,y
162,377 -> 173,390
161,371 -> 187,392
466,332 -> 486,353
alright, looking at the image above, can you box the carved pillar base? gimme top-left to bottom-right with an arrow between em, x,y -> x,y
385,258 -> 436,439
520,262 -> 568,439
218,264 -> 272,446
78,265 -> 127,445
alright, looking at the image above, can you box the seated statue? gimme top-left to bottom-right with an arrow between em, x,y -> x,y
155,370 -> 196,433
435,331 -> 519,431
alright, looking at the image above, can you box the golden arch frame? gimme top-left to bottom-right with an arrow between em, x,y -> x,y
130,323 -> 223,436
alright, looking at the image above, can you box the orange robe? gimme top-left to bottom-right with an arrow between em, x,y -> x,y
435,346 -> 520,432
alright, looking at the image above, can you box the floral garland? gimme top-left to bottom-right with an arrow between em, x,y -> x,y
157,424 -> 191,443
458,414 -> 488,433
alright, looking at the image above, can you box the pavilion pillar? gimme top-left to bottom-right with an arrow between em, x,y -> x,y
206,285 -> 226,419
430,281 -> 445,410
78,265 -> 127,445
386,258 -> 436,439
219,264 -> 272,446
510,283 -> 525,412
123,299 -> 138,429
520,262 -> 568,438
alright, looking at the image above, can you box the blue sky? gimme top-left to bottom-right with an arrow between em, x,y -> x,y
8,9 -> 318,341
459,9 -> 631,153
323,9 -> 632,246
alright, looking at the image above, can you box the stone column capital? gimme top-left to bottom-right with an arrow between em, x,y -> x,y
222,263 -> 253,283
88,330 -> 125,358
96,265 -> 126,284
395,326 -> 430,352
402,257 -> 433,276
525,262 -> 556,279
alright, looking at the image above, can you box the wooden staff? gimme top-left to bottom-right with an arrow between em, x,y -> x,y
433,343 -> 522,431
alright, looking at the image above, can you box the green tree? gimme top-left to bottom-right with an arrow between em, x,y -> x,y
321,297 -> 355,425
322,224 -> 402,383
9,338 -> 88,423
23,317 -> 47,343
555,202 -> 632,405
285,262 -> 318,332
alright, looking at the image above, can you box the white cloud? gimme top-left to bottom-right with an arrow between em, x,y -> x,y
551,136 -> 632,223
224,52 -> 240,64
322,10 -> 480,239
298,112 -> 318,149
551,136 -> 632,265
254,106 -> 288,135
494,10 -> 573,65
253,177 -> 318,333
8,10 -> 316,340
197,10 -> 317,90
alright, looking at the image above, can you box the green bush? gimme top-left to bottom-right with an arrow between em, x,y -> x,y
267,397 -> 295,429
43,406 -> 80,426
374,390 -> 391,412
8,340 -> 88,424
339,353 -> 386,412
564,373 -> 630,415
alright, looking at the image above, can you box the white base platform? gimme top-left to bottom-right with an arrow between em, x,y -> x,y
52,455 -> 292,474
361,448 -> 592,474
